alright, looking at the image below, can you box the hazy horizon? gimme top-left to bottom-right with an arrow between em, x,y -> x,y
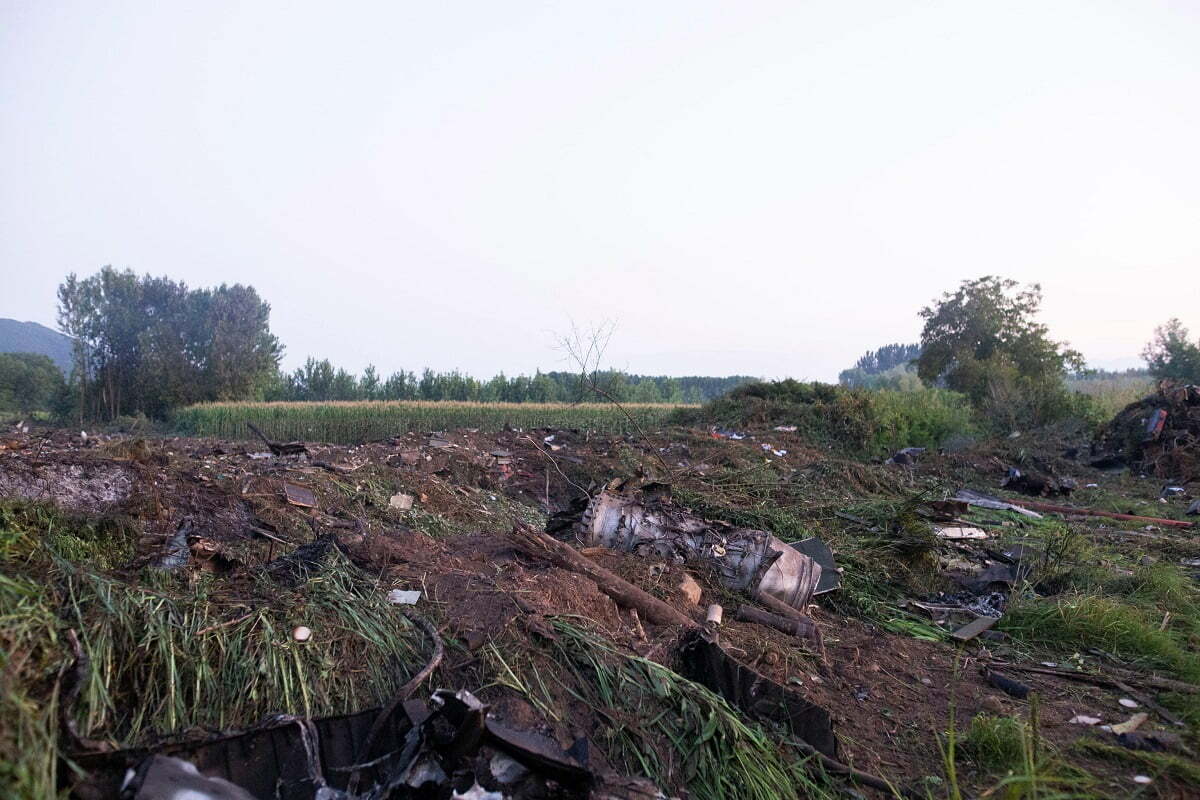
3,1 -> 1198,380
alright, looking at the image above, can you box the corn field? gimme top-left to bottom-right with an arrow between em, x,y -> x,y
172,401 -> 691,443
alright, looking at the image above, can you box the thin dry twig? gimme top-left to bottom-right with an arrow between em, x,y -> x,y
520,434 -> 590,498
557,321 -> 675,481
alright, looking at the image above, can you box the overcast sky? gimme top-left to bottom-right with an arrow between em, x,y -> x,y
2,1 -> 1198,381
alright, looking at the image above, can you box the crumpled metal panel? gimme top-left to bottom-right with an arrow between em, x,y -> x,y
677,631 -> 837,757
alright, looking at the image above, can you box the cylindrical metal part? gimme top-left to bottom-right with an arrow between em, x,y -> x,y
578,487 -> 821,612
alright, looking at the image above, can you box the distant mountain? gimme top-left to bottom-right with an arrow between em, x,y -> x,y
0,318 -> 73,374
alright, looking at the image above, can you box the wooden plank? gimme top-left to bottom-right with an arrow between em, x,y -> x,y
951,615 -> 999,642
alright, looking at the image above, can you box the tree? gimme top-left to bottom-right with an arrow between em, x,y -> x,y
1142,319 -> 1200,382
839,343 -> 922,388
200,284 -> 283,401
56,268 -> 282,419
917,276 -> 1083,428
359,365 -> 381,400
0,353 -> 65,414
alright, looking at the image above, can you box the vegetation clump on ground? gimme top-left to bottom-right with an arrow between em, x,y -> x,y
173,399 -> 689,441
0,500 -> 425,797
677,378 -> 978,456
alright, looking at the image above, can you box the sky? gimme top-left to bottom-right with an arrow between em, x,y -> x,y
2,1 -> 1198,381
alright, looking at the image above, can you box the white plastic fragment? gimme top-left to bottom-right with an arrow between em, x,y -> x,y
1068,715 -> 1101,725
292,626 -> 312,642
387,589 -> 422,605
389,493 -> 414,510
934,526 -> 989,540
1132,775 -> 1153,785
452,784 -> 503,800
1119,697 -> 1140,709
490,752 -> 529,784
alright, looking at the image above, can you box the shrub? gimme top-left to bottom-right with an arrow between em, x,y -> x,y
681,380 -> 977,456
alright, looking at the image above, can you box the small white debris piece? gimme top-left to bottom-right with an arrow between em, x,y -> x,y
1132,775 -> 1153,785
490,752 -> 529,784
1111,712 -> 1148,735
1119,697 -> 1140,709
773,425 -> 797,432
452,784 -> 503,800
248,451 -> 273,460
387,589 -> 422,605
292,626 -> 312,642
389,493 -> 414,511
935,526 -> 989,540
1040,662 -> 1058,667
677,573 -> 702,605
1068,715 -> 1101,726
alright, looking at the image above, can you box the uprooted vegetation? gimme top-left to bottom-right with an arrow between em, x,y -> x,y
675,379 -> 978,456
2,399 -> 1200,798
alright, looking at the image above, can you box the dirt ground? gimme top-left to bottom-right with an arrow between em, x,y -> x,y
2,421 -> 1198,798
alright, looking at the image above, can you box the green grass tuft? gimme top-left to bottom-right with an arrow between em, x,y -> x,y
540,617 -> 835,800
0,500 -> 429,798
961,713 -> 1027,772
1000,592 -> 1200,683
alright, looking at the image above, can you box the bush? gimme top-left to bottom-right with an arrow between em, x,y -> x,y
680,380 -> 977,456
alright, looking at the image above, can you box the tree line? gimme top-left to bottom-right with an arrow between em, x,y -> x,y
8,267 -> 1196,424
837,342 -> 922,388
266,359 -> 751,405
39,267 -> 752,420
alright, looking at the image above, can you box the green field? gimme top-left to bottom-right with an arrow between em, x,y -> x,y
172,400 -> 691,443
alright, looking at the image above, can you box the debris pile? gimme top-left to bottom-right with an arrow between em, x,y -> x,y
4,416 -> 1200,798
1093,382 -> 1200,479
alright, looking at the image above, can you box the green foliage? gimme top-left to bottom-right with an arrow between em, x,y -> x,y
0,500 -> 427,797
683,379 -> 977,455
0,352 -> 64,413
267,361 -> 752,404
962,714 -> 1027,772
1065,371 -> 1154,421
0,317 -> 74,373
56,267 -> 282,420
839,363 -> 925,391
838,342 -> 921,387
174,400 -> 685,442
1142,318 -> 1200,382
973,697 -> 1094,799
542,618 -> 832,800
1000,592 -> 1200,682
917,277 -> 1084,430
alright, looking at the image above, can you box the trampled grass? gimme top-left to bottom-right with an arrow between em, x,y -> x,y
0,500 -> 428,797
1000,591 -> 1200,683
173,400 -> 691,443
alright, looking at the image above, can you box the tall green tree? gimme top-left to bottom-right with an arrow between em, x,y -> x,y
56,267 -> 281,419
0,353 -> 64,414
1142,318 -> 1200,383
917,276 -> 1083,428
